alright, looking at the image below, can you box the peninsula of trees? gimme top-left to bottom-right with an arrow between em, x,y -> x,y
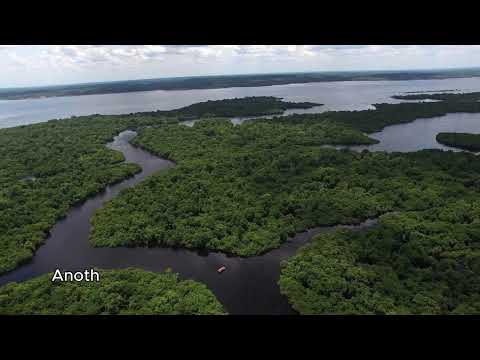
0,97 -> 317,274
91,93 -> 480,261
147,96 -> 321,119
2,93 -> 480,315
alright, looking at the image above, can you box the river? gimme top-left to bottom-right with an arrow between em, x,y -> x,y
1,79 -> 480,314
2,77 -> 480,129
0,130 -> 378,314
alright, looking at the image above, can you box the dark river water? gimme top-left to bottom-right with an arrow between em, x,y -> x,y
2,79 -> 480,314
0,130 -> 376,314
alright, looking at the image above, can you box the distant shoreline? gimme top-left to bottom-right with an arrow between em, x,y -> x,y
2,69 -> 480,101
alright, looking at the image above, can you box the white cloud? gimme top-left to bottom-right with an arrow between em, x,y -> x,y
1,45 -> 480,87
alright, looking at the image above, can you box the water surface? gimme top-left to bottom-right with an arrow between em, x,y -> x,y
350,112 -> 480,152
2,79 -> 480,314
0,130 -> 376,314
3,77 -> 480,128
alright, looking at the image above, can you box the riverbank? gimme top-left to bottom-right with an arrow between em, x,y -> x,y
0,130 -> 380,314
2,94 -> 480,314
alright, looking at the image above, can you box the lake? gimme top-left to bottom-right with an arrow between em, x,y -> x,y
2,77 -> 480,129
0,130 -> 377,314
350,112 -> 480,153
2,78 -> 480,314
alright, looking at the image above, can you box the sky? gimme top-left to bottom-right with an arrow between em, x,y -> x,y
1,45 -> 480,88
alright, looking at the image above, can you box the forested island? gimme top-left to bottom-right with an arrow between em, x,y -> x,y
0,268 -> 226,314
91,118 -> 377,255
0,97 -> 318,274
1,93 -> 480,314
436,132 -> 480,151
144,96 -> 321,119
93,125 -> 480,263
2,68 -> 480,100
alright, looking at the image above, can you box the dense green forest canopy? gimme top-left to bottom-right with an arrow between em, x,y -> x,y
143,96 -> 320,120
0,97 -> 316,274
92,115 -> 480,258
0,268 -> 226,314
0,114 -> 178,274
436,132 -> 480,151
88,93 -> 480,314
3,93 -> 480,315
239,95 -> 480,134
170,97 -> 320,119
320,101 -> 480,133
91,118 -> 382,255
279,201 -> 480,315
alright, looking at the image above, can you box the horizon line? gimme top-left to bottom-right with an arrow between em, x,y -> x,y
2,66 -> 480,91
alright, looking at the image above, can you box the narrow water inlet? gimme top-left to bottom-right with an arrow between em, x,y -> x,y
0,130 -> 377,314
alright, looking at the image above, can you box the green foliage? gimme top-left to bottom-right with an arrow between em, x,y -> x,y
91,118 -> 378,255
0,97 -> 317,274
0,268 -> 226,314
91,113 -> 480,257
436,132 -> 480,151
3,94 -> 480,315
245,98 -> 480,134
323,101 -> 480,133
279,202 -> 480,314
166,96 -> 320,119
0,114 -> 175,274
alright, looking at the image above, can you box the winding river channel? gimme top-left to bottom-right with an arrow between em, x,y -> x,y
0,130 -> 377,314
1,105 -> 480,314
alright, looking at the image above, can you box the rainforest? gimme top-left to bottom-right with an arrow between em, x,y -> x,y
1,93 -> 480,315
0,268 -> 226,315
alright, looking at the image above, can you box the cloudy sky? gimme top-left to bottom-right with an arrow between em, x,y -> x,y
1,45 -> 480,88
